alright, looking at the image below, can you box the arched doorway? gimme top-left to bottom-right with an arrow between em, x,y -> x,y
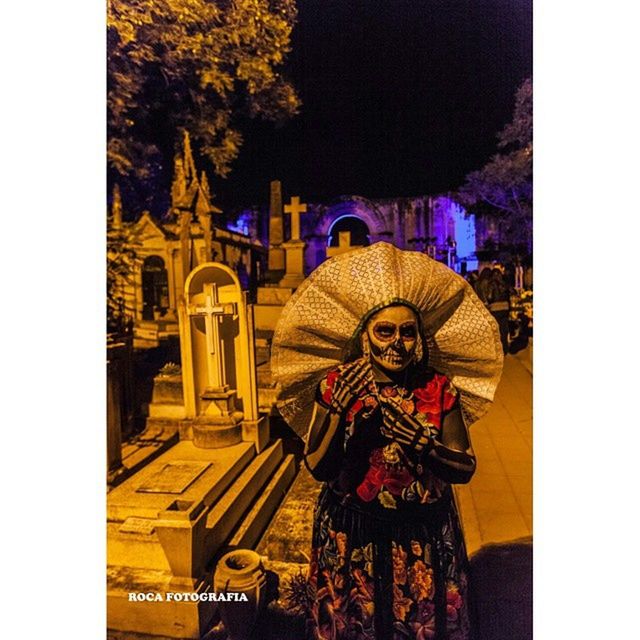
306,198 -> 390,272
327,215 -> 370,249
141,255 -> 169,320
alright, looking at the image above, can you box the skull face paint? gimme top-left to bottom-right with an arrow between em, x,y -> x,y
363,305 -> 418,373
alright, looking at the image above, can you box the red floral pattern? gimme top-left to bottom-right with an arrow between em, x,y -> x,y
304,367 -> 470,640
321,366 -> 457,432
356,448 -> 414,502
307,522 -> 376,639
305,520 -> 470,640
412,376 -> 457,428
322,370 -> 459,508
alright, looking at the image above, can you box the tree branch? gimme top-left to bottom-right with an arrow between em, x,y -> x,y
509,188 -> 522,216
477,195 -> 517,216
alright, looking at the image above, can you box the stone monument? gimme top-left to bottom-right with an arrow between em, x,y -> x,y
326,230 -> 363,258
107,260 -> 297,639
178,262 -> 268,452
267,179 -> 285,275
279,196 -> 308,289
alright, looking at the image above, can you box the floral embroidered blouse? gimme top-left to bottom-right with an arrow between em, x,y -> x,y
316,364 -> 459,515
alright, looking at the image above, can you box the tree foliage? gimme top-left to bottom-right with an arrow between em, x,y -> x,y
458,78 -> 532,252
107,228 -> 140,333
108,0 -> 300,210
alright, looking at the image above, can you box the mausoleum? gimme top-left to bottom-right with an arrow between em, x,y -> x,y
108,132 -> 266,349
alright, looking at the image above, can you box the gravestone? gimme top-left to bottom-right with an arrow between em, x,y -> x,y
283,196 -> 306,242
267,180 -> 285,274
179,262 -> 268,452
279,196 -> 308,289
137,461 -> 211,494
108,270 -> 297,639
326,230 -> 363,258
146,362 -> 185,426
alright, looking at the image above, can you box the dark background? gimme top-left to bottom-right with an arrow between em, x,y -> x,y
215,0 -> 532,210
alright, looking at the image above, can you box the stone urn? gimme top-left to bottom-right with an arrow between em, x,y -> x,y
213,549 -> 267,640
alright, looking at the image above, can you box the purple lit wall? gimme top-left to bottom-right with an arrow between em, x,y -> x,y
432,196 -> 478,272
453,206 -> 477,271
230,194 -> 479,274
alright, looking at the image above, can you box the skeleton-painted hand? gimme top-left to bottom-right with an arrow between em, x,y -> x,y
329,358 -> 374,416
382,398 -> 477,483
379,395 -> 433,455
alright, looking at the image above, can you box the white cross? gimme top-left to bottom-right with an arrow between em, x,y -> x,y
191,283 -> 237,389
326,231 -> 361,257
283,196 -> 307,241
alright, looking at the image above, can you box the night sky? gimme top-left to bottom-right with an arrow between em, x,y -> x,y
215,0 -> 532,211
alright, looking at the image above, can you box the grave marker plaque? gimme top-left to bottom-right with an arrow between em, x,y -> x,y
136,461 -> 211,494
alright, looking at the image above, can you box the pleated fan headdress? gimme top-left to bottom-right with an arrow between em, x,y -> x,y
271,242 -> 503,436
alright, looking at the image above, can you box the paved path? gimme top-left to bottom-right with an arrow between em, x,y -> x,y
454,345 -> 533,556
454,345 -> 533,639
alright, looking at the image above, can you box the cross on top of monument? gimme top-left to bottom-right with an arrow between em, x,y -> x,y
326,230 -> 362,257
283,196 -> 307,242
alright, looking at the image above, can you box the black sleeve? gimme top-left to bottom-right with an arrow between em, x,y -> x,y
303,382 -> 346,482
424,442 -> 476,484
304,417 -> 345,482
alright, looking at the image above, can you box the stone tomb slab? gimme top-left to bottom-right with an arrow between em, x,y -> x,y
108,440 -> 254,522
136,461 -> 211,494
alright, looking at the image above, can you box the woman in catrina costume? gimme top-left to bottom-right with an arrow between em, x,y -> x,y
272,243 -> 503,640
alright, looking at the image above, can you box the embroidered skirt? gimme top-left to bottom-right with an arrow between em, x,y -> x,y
306,486 -> 471,640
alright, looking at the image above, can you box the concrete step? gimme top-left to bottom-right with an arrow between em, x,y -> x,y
202,441 -> 285,556
229,454 -> 297,550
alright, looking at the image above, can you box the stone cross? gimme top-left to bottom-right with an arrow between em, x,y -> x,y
326,231 -> 361,257
192,283 -> 237,389
284,196 -> 307,242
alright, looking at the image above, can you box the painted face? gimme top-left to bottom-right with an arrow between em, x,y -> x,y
363,305 -> 418,373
